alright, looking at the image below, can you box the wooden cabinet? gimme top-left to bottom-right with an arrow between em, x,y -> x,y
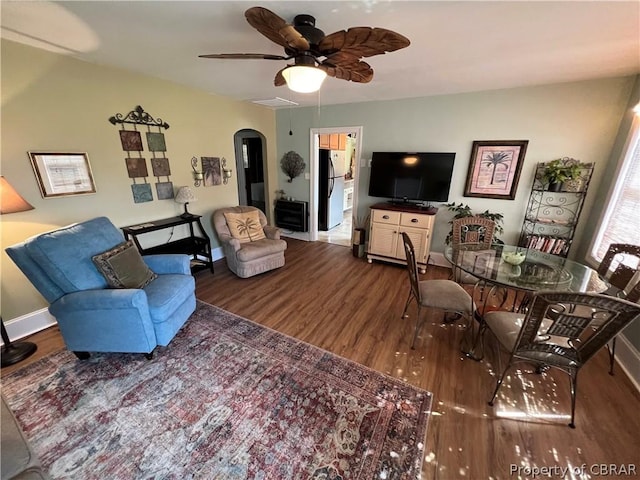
319,134 -> 330,149
319,133 -> 347,150
367,203 -> 436,273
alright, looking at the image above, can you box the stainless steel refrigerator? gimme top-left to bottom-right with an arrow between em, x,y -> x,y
319,150 -> 345,231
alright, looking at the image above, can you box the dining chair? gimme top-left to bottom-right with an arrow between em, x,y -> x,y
450,216 -> 497,285
593,243 -> 640,374
401,233 -> 475,349
485,291 -> 640,428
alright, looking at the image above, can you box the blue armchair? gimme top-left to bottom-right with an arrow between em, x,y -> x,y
5,217 -> 195,359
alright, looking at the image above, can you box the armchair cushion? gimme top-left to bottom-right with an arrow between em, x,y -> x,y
223,210 -> 266,243
236,238 -> 288,262
92,240 -> 157,289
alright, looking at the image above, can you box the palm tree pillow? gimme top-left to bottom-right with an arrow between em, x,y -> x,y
223,211 -> 266,243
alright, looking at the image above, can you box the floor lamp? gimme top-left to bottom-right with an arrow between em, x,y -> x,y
1,176 -> 37,367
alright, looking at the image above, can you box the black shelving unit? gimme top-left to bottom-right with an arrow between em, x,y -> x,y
519,160 -> 594,258
122,215 -> 213,273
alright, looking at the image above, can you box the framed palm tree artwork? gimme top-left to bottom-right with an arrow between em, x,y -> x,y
464,140 -> 528,199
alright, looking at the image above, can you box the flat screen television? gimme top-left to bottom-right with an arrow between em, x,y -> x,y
368,151 -> 456,204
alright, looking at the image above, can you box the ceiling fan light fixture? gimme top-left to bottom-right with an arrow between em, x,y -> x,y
282,65 -> 327,93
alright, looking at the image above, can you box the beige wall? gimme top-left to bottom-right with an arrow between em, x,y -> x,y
1,40 -> 277,320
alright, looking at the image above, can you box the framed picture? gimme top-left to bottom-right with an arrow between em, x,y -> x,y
464,140 -> 528,199
28,152 -> 97,198
201,157 -> 222,186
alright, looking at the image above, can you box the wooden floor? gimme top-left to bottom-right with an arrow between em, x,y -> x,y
4,239 -> 640,479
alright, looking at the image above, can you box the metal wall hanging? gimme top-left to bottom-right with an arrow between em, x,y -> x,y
108,105 -> 172,203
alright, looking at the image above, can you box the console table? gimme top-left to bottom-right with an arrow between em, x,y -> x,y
367,203 -> 437,273
122,215 -> 213,273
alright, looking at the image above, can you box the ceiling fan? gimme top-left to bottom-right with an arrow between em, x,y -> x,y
199,6 -> 410,93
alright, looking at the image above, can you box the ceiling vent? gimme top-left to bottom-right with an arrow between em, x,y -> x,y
251,97 -> 299,108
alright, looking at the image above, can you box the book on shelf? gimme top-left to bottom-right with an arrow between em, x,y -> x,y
523,234 -> 567,255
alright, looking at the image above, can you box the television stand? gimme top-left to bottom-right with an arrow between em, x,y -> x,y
367,202 -> 437,273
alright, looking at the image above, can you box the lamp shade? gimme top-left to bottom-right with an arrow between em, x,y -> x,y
0,176 -> 34,215
174,186 -> 196,204
282,65 -> 327,93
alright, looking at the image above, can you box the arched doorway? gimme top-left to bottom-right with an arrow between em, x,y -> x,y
233,129 -> 267,214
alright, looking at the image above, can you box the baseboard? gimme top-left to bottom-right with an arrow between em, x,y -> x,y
614,333 -> 640,392
429,251 -> 453,268
280,231 -> 310,241
1,308 -> 57,345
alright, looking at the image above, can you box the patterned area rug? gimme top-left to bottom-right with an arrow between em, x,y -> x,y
1,301 -> 432,479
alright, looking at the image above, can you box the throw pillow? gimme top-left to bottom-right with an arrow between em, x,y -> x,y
92,240 -> 157,289
223,210 -> 266,243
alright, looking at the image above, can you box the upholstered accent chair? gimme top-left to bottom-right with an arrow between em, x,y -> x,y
212,206 -> 287,278
5,217 -> 195,359
401,233 -> 475,349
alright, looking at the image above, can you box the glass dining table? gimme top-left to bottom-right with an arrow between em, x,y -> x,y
444,244 -> 610,358
445,244 -> 609,299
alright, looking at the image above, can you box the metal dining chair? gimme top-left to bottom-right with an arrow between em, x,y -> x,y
485,291 -> 640,428
450,215 -> 497,286
593,243 -> 640,374
401,233 -> 475,349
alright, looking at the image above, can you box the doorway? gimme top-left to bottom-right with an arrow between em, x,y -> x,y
309,126 -> 363,247
233,129 -> 267,214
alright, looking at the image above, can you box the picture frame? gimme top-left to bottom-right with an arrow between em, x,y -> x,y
201,157 -> 222,186
28,152 -> 97,198
464,140 -> 528,199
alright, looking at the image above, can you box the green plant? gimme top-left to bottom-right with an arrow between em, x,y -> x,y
444,202 -> 504,245
542,157 -> 582,185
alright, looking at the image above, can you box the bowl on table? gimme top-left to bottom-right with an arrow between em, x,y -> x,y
502,251 -> 526,266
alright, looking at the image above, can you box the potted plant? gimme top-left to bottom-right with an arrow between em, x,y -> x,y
542,157 -> 582,192
444,203 -> 504,245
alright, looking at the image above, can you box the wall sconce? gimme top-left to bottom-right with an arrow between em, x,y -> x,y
191,156 -> 204,187
222,157 -> 233,185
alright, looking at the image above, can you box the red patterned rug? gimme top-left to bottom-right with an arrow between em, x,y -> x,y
1,301 -> 432,479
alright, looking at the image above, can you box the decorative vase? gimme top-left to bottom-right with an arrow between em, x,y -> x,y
564,179 -> 582,192
548,181 -> 563,192
352,227 -> 366,257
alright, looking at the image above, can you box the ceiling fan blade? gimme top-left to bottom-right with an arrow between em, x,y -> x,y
279,25 -> 311,51
245,7 -> 310,52
199,53 -> 289,60
319,27 -> 410,59
318,60 -> 374,84
274,68 -> 286,87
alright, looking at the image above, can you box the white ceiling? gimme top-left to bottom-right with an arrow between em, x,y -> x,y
2,1 -> 639,108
